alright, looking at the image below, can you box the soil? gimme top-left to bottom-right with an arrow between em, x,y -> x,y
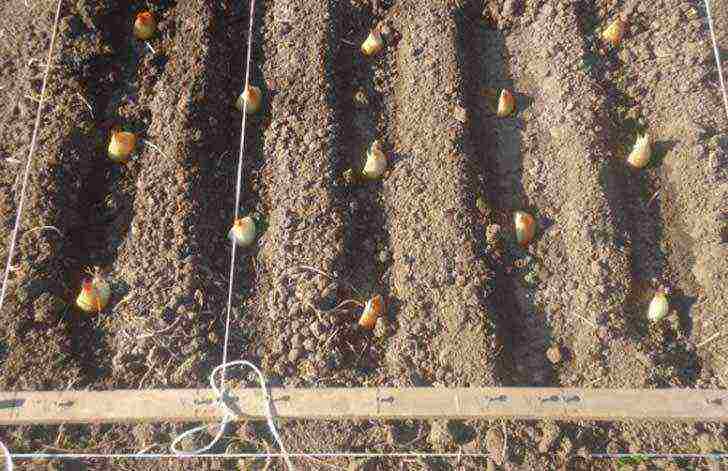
1,0 -> 727,470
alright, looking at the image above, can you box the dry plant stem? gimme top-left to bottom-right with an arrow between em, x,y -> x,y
647,190 -> 660,207
137,315 -> 182,339
294,265 -> 364,298
24,225 -> 63,238
571,312 -> 598,329
501,422 -> 508,464
141,139 -> 170,160
76,92 -> 93,117
696,330 -> 725,348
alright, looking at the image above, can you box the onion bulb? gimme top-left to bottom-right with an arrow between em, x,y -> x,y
602,17 -> 625,47
362,140 -> 387,180
358,295 -> 384,330
108,130 -> 137,163
626,133 -> 651,169
497,89 -> 515,117
514,211 -> 536,246
235,85 -> 262,114
361,29 -> 384,56
133,11 -> 157,40
76,268 -> 111,313
647,287 -> 669,322
228,216 -> 257,248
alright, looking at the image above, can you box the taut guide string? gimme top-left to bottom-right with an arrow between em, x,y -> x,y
2,0 -> 728,468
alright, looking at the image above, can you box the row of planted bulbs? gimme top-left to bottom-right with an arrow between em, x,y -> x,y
77,12 -> 390,331
79,13 -> 667,326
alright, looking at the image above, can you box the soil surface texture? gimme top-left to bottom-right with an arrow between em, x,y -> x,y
1,0 -> 728,469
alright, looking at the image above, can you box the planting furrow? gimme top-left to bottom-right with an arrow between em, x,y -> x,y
482,3 -> 647,388
332,2 -> 397,382
613,0 -> 728,386
381,2 -> 501,387
253,0 -> 348,387
456,4 -> 552,386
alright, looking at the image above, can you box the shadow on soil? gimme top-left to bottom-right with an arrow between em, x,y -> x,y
454,2 -> 553,386
330,0 -> 395,377
36,0 -> 161,386
575,2 -> 700,386
187,0 -> 270,373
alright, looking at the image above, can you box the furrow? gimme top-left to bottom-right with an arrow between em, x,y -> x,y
332,3 -> 397,382
254,0 -> 347,387
382,1 -> 501,387
456,3 -> 551,386
616,0 -> 728,386
495,3 -> 647,388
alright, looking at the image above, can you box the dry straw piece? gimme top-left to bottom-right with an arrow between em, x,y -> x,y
108,130 -> 137,163
133,11 -> 157,40
496,89 -> 515,117
358,295 -> 384,330
626,133 -> 652,169
235,85 -> 262,114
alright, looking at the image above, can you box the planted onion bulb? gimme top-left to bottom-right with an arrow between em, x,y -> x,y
626,133 -> 651,169
358,295 -> 384,330
76,267 -> 111,314
602,17 -> 625,47
647,287 -> 669,322
235,85 -> 262,114
108,130 -> 137,163
497,89 -> 515,117
228,216 -> 257,248
362,140 -> 387,179
514,210 -> 536,246
133,11 -> 156,40
361,29 -> 384,56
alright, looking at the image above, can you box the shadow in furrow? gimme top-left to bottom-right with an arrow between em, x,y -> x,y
42,0 -> 156,386
331,2 -> 393,377
575,3 -> 700,386
187,0 -> 269,371
454,3 -> 553,386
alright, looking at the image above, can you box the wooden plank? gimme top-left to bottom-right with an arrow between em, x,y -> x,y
0,388 -> 727,425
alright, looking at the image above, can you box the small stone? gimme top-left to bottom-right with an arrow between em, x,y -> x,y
353,88 -> 368,108
546,344 -> 561,364
485,426 -> 505,465
302,338 -> 316,351
538,422 -> 560,454
288,348 -> 302,363
453,105 -> 467,123
427,420 -> 454,450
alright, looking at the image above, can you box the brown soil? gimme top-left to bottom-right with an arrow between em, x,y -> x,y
1,0 -> 727,469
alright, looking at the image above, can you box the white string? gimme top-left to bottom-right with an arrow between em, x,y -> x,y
10,452 -> 491,460
170,361 -> 293,470
0,0 -> 63,314
0,440 -> 12,471
704,0 -> 728,123
169,0 -> 298,467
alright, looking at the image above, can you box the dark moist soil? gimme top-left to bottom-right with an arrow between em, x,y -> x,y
1,0 -> 728,470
